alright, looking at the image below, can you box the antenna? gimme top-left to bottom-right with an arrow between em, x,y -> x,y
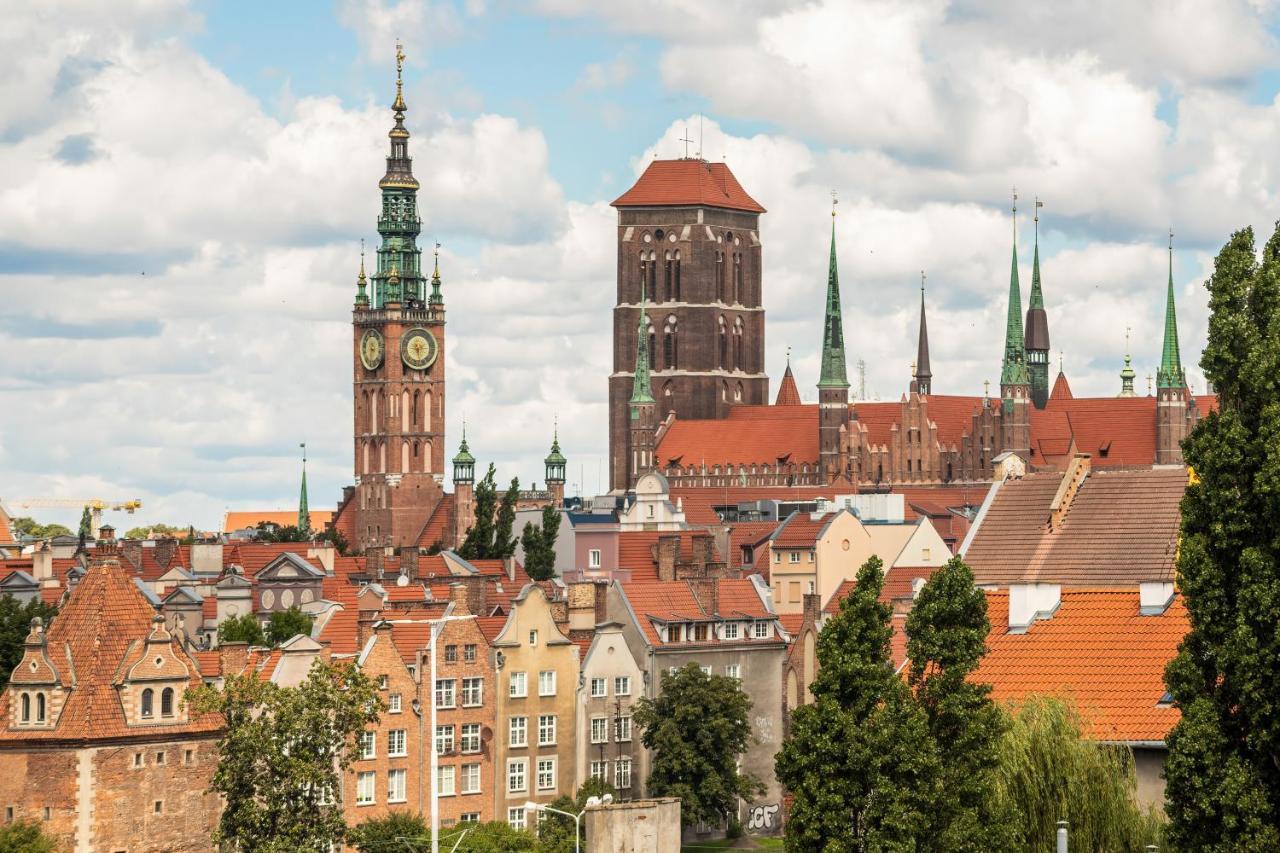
698,113 -> 704,160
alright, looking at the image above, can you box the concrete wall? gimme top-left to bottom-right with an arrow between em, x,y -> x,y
1132,746 -> 1167,811
585,798 -> 681,853
514,508 -> 577,576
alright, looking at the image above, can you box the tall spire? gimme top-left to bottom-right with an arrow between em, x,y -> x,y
374,41 -> 422,308
630,285 -> 655,405
1023,197 -> 1051,407
355,240 -> 368,307
297,442 -> 311,534
818,206 -> 850,389
915,272 -> 932,395
1119,327 -> 1137,397
1001,190 -> 1030,387
1157,229 -> 1185,389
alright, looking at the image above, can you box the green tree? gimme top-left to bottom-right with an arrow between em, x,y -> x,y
904,555 -> 1015,850
9,517 -> 72,540
188,659 -> 381,852
254,521 -> 310,543
315,527 -> 350,556
218,613 -> 266,646
0,595 -> 58,687
1164,224 -> 1280,851
124,523 -> 189,540
634,662 -> 763,827
266,606 -> 315,646
454,821 -> 538,851
349,811 -> 428,851
458,464 -> 499,560
995,696 -> 1165,852
536,778 -> 618,852
492,476 -> 520,559
776,556 -> 941,851
77,506 -> 92,540
520,505 -> 562,582
0,819 -> 57,853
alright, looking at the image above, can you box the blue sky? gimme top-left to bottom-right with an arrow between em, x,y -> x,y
3,0 -> 1280,531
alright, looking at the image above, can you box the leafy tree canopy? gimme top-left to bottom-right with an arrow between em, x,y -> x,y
253,521 -> 311,543
520,504 -> 562,582
8,517 -> 72,540
536,777 -> 618,852
124,523 -> 190,540
266,606 -> 314,646
218,613 -> 266,647
188,660 -> 381,852
635,661 -> 763,827
459,464 -> 520,560
349,811 -> 428,852
0,595 -> 58,688
0,819 -> 58,853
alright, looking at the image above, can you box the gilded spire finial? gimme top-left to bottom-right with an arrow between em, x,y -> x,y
355,239 -> 369,306
358,239 -> 366,281
392,41 -> 407,113
831,189 -> 838,218
1012,186 -> 1018,242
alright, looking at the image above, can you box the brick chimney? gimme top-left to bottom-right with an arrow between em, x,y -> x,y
690,532 -> 715,571
120,539 -> 142,572
448,582 -> 472,616
399,546 -> 419,581
688,577 -> 719,617
366,549 -> 384,580
567,582 -> 601,632
656,535 -> 680,581
457,575 -> 488,618
801,592 -> 821,624
154,537 -> 177,569
219,641 -> 249,676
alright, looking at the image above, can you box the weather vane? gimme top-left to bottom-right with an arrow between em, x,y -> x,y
831,189 -> 838,217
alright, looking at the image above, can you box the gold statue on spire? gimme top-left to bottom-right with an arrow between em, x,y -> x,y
393,41 -> 407,113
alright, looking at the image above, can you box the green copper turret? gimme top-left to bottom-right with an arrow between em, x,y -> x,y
818,220 -> 850,389
297,443 -> 311,534
1157,235 -> 1185,389
1001,211 -> 1030,387
373,43 -> 426,308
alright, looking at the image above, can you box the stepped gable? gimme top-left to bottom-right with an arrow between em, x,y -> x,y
974,589 -> 1186,742
965,467 -> 1186,587
611,159 -> 766,213
1,555 -> 220,742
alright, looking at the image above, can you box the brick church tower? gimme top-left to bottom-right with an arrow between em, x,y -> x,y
350,44 -> 447,551
818,215 -> 851,480
607,159 -> 769,491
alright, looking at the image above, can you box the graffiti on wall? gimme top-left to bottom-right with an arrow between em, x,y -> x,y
746,803 -> 780,833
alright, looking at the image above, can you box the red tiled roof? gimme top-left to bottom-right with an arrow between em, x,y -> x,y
223,510 -> 334,533
727,522 -> 777,569
616,532 -> 665,580
416,493 -> 455,549
39,586 -> 64,607
660,404 -> 819,468
822,564 -> 938,614
777,613 -> 805,637
192,650 -> 221,677
1050,371 -> 1073,401
612,159 -> 765,213
475,615 -> 508,642
0,510 -> 13,546
775,366 -> 802,406
770,513 -> 831,549
964,467 -> 1186,586
974,589 -> 1186,742
620,578 -> 770,646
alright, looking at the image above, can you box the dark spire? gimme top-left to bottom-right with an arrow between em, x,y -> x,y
915,273 -> 931,395
379,41 -> 419,193
430,241 -> 443,304
776,346 -> 802,405
1157,230 -> 1186,389
355,241 -> 368,307
818,211 -> 850,389
1023,197 -> 1050,407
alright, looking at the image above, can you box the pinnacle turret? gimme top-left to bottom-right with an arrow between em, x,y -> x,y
297,442 -> 311,534
1119,328 -> 1137,397
915,277 -> 931,395
1023,199 -> 1050,407
818,218 -> 850,389
1001,197 -> 1030,388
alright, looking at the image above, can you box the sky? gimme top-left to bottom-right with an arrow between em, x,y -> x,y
3,0 -> 1280,532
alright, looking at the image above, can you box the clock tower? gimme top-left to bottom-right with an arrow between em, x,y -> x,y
351,43 -> 447,552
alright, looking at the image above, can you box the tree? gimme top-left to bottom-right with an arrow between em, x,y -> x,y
349,811 -> 428,851
776,556 -> 942,851
9,517 -> 72,540
454,821 -> 538,851
634,662 -> 763,827
0,819 -> 57,853
995,696 -> 1165,852
492,477 -> 520,559
77,506 -> 92,540
1164,224 -> 1280,850
0,595 -> 58,687
520,505 -> 562,581
458,464 -> 498,560
218,613 -> 266,646
315,526 -> 350,556
254,521 -> 310,543
266,606 -> 314,646
188,659 -> 381,852
536,778 -> 618,852
124,523 -> 189,540
904,555 -> 1015,850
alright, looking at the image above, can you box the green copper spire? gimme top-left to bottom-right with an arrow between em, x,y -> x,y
374,42 -> 424,308
818,215 -> 850,389
1119,327 -> 1137,397
1029,212 -> 1044,311
1157,230 -> 1186,389
1001,195 -> 1030,386
354,243 -> 369,307
297,442 -> 311,534
545,424 -> 567,466
630,286 -> 655,405
429,241 -> 443,304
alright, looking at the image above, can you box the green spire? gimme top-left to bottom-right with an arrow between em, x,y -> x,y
545,423 -> 567,466
818,216 -> 850,389
453,425 -> 475,465
1119,328 -> 1137,397
1157,231 -> 1185,389
630,285 -> 655,405
429,241 -> 443,305
297,443 -> 311,534
1001,198 -> 1030,386
355,242 -> 369,307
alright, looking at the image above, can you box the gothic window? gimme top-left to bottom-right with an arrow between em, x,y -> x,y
424,440 -> 432,473
674,250 -> 681,301
647,324 -> 656,370
722,381 -> 728,401
161,688 -> 174,717
379,442 -> 388,474
401,441 -> 410,473
716,251 -> 725,302
363,442 -> 370,476
412,390 -> 420,427
733,254 -> 743,304
718,316 -> 728,369
20,693 -> 29,723
733,318 -> 744,371
664,251 -> 673,302
639,253 -> 648,299
401,390 -> 410,432
141,688 -> 154,718
36,693 -> 45,722
735,382 -> 743,402
370,393 -> 378,434
663,316 -> 678,370
425,390 -> 433,431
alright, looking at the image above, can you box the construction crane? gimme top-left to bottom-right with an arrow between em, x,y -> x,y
6,498 -> 143,535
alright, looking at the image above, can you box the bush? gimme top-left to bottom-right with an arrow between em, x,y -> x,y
350,811 -> 428,851
0,819 -> 58,853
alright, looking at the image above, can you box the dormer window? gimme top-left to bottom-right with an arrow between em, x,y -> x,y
161,688 -> 175,718
141,688 -> 154,718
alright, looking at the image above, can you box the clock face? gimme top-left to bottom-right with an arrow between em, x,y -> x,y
401,327 -> 439,371
359,329 -> 384,370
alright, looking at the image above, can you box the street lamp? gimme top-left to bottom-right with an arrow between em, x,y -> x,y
525,794 -> 612,853
387,613 -> 476,853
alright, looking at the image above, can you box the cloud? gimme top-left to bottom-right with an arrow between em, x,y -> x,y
572,55 -> 634,93
337,0 -> 464,63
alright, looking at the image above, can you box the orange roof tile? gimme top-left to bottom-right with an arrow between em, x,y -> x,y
659,404 -> 818,469
770,513 -> 831,549
416,493 -> 455,549
775,365 -> 802,406
612,159 -> 765,213
620,578 -> 771,647
1050,371 -> 1073,401
974,589 -> 1186,742
727,522 -> 777,569
223,510 -> 334,533
777,613 -> 805,637
822,564 -> 938,614
0,509 -> 13,546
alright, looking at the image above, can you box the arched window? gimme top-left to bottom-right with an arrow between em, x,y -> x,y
673,250 -> 681,301
20,693 -> 29,723
401,390 -> 410,432
735,382 -> 744,402
663,250 -> 673,302
424,440 -> 432,473
663,316 -> 678,370
425,390 -> 433,431
718,316 -> 728,369
648,251 -> 657,299
141,688 -> 154,718
362,442 -> 370,475
36,693 -> 45,722
734,253 -> 743,303
733,317 -> 744,371
401,441 -> 410,473
412,390 -> 420,427
716,251 -> 725,302
663,381 -> 673,404
722,381 -> 729,401
379,442 -> 387,474
647,323 -> 656,370
161,688 -> 174,717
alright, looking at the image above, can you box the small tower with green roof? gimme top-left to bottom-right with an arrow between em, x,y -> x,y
1118,328 -> 1137,397
628,287 -> 658,487
818,206 -> 851,481
1156,231 -> 1193,465
1000,193 -> 1032,459
544,423 -> 567,505
297,442 -> 311,535
452,427 -> 476,546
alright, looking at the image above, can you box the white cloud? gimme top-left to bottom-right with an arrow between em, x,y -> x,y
337,0 -> 464,63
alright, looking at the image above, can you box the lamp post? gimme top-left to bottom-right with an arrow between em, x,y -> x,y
387,613 -> 476,853
525,794 -> 612,853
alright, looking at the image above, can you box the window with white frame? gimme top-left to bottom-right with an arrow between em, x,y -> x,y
538,670 -> 556,696
461,763 -> 481,794
509,716 -> 528,748
436,766 -> 455,797
725,663 -> 741,679
358,731 -> 376,760
614,676 -> 631,696
507,760 -> 527,793
461,812 -> 480,823
807,550 -> 815,562
464,643 -> 477,662
616,715 -> 632,742
537,758 -> 556,790
723,622 -> 740,640
753,621 -> 770,639
435,724 -> 454,755
615,757 -> 632,789
509,672 -> 527,698
462,677 -> 483,707
460,723 -> 481,754
591,717 -> 608,744
435,678 -> 456,709
528,630 -> 539,646
590,760 -> 608,781
789,551 -> 800,563
588,549 -> 601,568
700,665 -> 712,675
508,806 -> 526,830
538,714 -> 556,746
388,729 -> 407,757
773,550 -> 781,563
356,771 -> 376,805
590,677 -> 606,697
388,768 -> 407,803
388,693 -> 402,713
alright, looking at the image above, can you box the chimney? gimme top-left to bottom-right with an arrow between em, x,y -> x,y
689,577 -> 719,617
567,582 -> 598,632
31,542 -> 52,581
458,575 -> 488,618
366,549 -> 384,580
219,641 -> 249,675
399,546 -> 420,581
656,535 -> 680,582
690,532 -> 715,572
801,592 -> 821,624
1008,583 -> 1061,632
154,537 -> 177,569
502,555 -> 516,582
97,525 -> 115,542
1139,581 -> 1175,615
1049,454 -> 1091,531
448,581 -> 472,615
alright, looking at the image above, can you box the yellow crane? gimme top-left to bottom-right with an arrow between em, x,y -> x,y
6,498 -> 143,535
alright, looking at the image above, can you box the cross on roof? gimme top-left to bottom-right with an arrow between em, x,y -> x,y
679,128 -> 694,159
